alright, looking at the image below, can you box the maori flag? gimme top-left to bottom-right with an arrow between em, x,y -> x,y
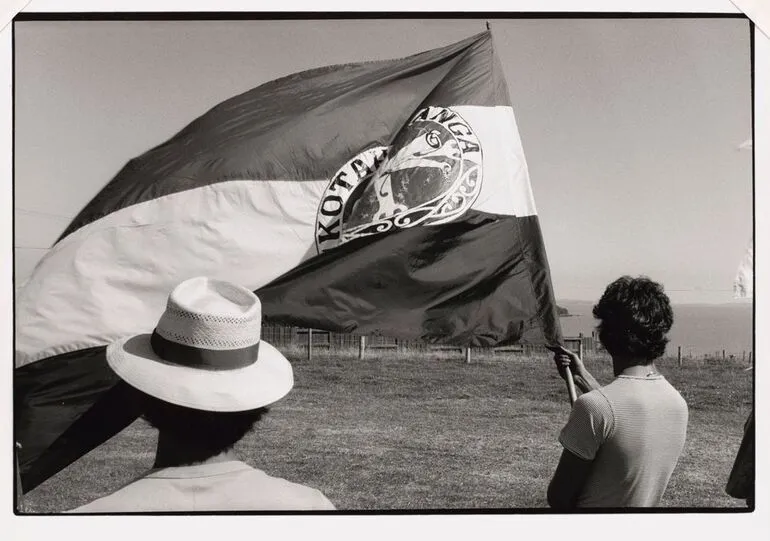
15,31 -> 562,491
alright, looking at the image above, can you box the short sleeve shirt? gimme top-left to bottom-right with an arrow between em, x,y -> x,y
559,391 -> 615,461
559,375 -> 689,508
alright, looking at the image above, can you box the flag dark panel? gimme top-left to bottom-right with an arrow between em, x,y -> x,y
14,347 -> 142,493
59,31 -> 504,241
421,32 -> 510,109
258,211 -> 562,347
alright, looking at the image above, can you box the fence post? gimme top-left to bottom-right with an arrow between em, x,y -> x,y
578,334 -> 584,361
359,336 -> 366,360
748,351 -> 752,365
722,349 -> 726,361
307,328 -> 313,361
465,346 -> 472,364
677,346 -> 682,368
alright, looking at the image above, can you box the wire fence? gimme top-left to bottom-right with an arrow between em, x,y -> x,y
262,324 -> 595,363
261,324 -> 752,366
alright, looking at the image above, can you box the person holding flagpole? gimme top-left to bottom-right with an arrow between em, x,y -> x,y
548,276 -> 689,509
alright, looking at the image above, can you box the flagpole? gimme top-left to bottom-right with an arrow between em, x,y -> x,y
548,345 -> 578,406
564,367 -> 577,405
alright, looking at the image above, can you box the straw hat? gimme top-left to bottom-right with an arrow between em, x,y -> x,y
106,277 -> 293,412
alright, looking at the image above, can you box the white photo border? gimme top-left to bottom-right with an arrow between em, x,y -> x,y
1,2 -> 766,540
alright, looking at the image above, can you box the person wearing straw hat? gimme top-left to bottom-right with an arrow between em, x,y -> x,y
70,276 -> 335,512
548,276 -> 688,509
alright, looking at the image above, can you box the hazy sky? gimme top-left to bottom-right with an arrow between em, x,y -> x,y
13,17 -> 752,303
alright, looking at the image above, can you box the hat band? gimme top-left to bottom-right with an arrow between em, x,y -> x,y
150,330 -> 260,371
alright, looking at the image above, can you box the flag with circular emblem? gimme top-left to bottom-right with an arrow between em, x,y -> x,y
15,30 -> 563,491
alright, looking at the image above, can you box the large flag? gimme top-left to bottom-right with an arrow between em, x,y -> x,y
15,31 -> 562,491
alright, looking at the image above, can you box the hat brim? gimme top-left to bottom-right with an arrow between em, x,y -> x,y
106,334 -> 293,412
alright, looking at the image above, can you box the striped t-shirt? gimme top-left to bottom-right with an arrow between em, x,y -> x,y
559,375 -> 689,508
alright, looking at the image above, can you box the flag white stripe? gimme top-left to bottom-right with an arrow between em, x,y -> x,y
459,105 -> 537,217
15,179 -> 327,365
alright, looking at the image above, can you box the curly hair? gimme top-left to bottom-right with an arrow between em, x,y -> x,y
593,276 -> 674,363
138,392 -> 269,463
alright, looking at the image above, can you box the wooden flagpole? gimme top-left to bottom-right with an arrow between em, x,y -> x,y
549,345 -> 578,406
564,367 -> 577,405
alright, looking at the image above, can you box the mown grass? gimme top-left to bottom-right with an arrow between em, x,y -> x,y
21,349 -> 753,512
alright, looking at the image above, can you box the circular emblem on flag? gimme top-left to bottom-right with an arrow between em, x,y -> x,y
315,106 -> 483,254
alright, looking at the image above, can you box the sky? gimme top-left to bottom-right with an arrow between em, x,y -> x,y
13,16 -> 753,304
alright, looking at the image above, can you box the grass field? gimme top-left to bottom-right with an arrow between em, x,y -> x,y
21,349 -> 753,512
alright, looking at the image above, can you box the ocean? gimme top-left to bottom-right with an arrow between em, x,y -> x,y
557,300 -> 754,358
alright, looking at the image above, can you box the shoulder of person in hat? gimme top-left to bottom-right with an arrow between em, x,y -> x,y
69,456 -> 335,513
68,277 -> 335,512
